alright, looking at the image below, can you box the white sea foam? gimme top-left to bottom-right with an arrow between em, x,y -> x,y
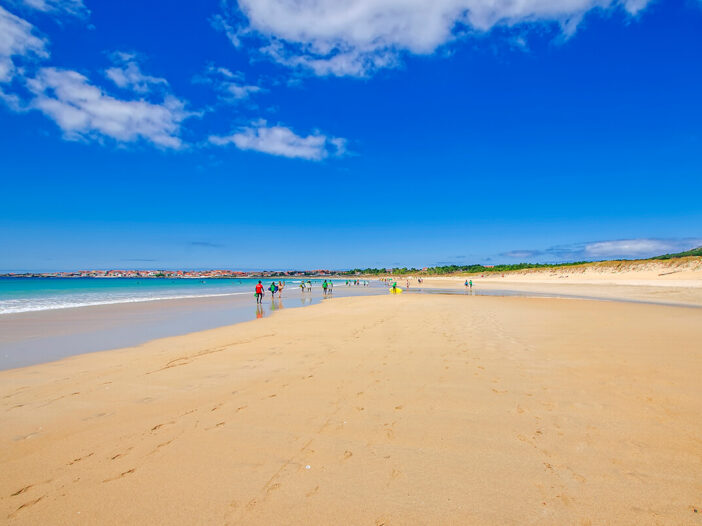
0,291 -> 254,315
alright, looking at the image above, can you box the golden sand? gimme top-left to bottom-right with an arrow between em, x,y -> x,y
1,294 -> 701,524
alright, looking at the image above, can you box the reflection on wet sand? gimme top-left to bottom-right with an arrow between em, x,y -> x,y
299,295 -> 312,306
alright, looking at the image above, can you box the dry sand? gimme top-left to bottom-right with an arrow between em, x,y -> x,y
1,294 -> 701,524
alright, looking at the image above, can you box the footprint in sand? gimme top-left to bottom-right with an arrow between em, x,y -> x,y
10,484 -> 34,497
68,452 -> 94,466
305,485 -> 319,498
8,496 -> 46,518
343,450 -> 353,460
102,468 -> 135,483
151,421 -> 174,432
266,483 -> 281,495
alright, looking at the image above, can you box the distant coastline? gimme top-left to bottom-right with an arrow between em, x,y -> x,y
3,246 -> 699,280
0,270 -> 338,279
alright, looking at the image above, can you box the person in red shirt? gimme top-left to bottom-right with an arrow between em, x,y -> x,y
255,280 -> 264,304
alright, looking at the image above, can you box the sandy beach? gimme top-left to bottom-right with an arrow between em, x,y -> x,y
1,291 -> 701,525
402,258 -> 702,307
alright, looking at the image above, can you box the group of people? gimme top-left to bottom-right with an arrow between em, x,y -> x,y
345,279 -> 368,286
254,280 -> 286,304
256,279 -> 340,303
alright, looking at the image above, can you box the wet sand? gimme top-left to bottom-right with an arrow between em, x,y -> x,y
1,294 -> 701,524
0,285 -> 381,370
397,256 -> 702,307
413,278 -> 702,307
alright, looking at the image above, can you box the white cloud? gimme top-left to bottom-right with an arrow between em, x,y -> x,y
583,238 -> 702,259
505,238 -> 702,262
209,120 -> 346,160
196,65 -> 263,102
105,52 -> 168,93
223,0 -> 652,76
27,67 -> 191,149
0,5 -> 47,84
0,9 -> 192,149
15,0 -> 88,17
0,7 -> 344,157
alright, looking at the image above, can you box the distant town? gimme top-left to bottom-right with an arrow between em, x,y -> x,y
0,269 -> 340,279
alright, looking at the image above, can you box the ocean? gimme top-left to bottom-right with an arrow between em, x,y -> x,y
0,277 -> 348,315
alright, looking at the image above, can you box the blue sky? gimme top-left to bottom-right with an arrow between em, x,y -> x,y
1,0 -> 701,271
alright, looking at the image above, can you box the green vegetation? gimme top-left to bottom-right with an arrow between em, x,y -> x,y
649,246 -> 702,260
344,261 -> 589,276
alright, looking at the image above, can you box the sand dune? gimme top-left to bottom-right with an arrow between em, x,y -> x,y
1,294 -> 701,524
401,257 -> 702,307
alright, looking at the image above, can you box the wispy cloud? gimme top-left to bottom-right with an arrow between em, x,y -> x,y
209,120 -> 347,160
501,250 -> 544,259
190,241 -> 224,248
502,238 -> 702,262
105,52 -> 168,94
209,13 -> 243,47
11,0 -> 88,18
581,238 -> 702,259
194,65 -> 263,103
217,0 -> 653,77
0,5 -> 47,85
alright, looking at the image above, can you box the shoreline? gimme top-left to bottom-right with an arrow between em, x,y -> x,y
0,285 -> 382,371
3,278 -> 701,371
409,277 -> 702,308
1,293 -> 700,524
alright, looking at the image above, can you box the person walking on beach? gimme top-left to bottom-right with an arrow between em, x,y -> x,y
269,281 -> 278,298
328,280 -> 333,295
469,279 -> 473,290
307,280 -> 312,292
464,280 -> 469,289
322,280 -> 328,296
300,281 -> 305,293
255,280 -> 264,304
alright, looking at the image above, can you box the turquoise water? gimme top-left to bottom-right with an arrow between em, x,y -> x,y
0,277 -> 347,314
